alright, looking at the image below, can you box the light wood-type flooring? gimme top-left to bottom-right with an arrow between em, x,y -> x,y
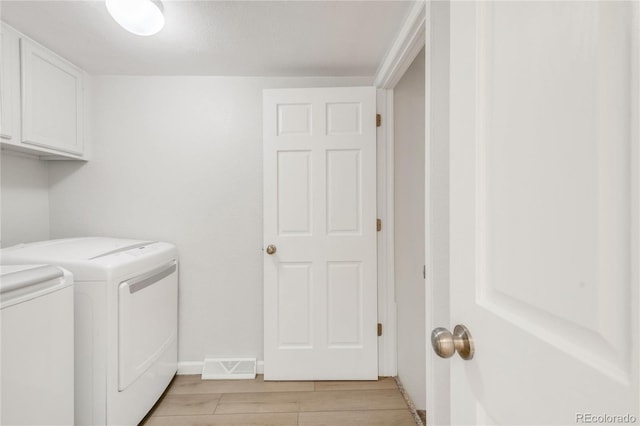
140,375 -> 420,426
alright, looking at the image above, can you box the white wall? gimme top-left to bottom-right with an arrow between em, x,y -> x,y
1,151 -> 50,247
48,75 -> 371,367
394,48 -> 425,410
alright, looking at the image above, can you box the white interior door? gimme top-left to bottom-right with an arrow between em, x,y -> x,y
439,1 -> 640,424
263,87 -> 377,380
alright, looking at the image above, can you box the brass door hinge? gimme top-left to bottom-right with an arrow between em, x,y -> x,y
377,218 -> 382,232
377,323 -> 383,336
376,114 -> 382,127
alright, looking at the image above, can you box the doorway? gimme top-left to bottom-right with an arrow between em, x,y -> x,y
393,47 -> 426,418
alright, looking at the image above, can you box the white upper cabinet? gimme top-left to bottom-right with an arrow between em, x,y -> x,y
0,23 -> 87,160
21,38 -> 83,155
0,24 -> 20,142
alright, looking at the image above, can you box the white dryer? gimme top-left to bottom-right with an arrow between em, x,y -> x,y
1,237 -> 179,426
1,264 -> 74,426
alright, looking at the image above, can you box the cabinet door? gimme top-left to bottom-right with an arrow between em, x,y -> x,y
0,25 -> 20,141
21,38 -> 83,155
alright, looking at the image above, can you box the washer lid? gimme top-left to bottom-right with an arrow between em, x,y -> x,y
1,237 -> 153,262
1,265 -> 71,308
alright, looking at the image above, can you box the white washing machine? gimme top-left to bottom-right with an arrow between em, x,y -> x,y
1,264 -> 74,426
1,237 -> 179,426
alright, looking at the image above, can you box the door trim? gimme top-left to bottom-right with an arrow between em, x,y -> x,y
424,1 -> 451,424
374,1 -> 427,89
376,88 -> 396,377
373,0 -> 427,378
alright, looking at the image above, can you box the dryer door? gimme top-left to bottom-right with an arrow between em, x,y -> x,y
118,261 -> 178,391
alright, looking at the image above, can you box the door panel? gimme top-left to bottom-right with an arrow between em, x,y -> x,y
446,1 -> 639,424
278,151 -> 312,235
277,104 -> 312,136
264,87 -> 377,380
277,262 -> 312,348
327,103 -> 362,135
327,149 -> 362,234
327,261 -> 363,347
21,38 -> 83,155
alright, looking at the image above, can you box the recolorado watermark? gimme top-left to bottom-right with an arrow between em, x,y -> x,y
576,413 -> 637,424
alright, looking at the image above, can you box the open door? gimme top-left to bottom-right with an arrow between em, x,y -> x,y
431,1 -> 640,424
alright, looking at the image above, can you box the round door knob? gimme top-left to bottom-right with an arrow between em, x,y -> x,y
266,244 -> 277,255
430,324 -> 474,360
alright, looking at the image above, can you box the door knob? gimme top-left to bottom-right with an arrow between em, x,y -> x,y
430,324 -> 474,360
265,244 -> 277,255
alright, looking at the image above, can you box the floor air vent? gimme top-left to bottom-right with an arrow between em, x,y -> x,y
201,358 -> 256,380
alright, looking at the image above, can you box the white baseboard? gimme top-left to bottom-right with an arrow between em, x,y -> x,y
177,361 -> 203,375
178,360 -> 265,376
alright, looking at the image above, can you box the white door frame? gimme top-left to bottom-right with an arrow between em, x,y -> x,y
374,1 -> 450,421
421,1 -> 450,423
373,1 -> 426,377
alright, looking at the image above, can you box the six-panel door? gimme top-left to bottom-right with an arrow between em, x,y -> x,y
263,87 -> 378,380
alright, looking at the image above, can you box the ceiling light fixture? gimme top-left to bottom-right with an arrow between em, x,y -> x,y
105,0 -> 165,36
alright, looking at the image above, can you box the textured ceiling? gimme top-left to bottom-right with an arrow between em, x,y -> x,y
0,0 -> 414,76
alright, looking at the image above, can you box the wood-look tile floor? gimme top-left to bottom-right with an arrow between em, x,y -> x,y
140,375 -> 419,426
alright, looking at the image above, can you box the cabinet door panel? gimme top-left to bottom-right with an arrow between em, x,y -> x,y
0,25 -> 20,141
21,38 -> 83,155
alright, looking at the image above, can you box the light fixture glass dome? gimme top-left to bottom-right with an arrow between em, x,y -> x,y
105,0 -> 165,36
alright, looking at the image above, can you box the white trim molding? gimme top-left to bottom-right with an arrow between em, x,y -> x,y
425,1 -> 451,424
179,360 -> 265,375
376,89 -> 397,377
374,0 -> 427,378
374,1 -> 427,89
